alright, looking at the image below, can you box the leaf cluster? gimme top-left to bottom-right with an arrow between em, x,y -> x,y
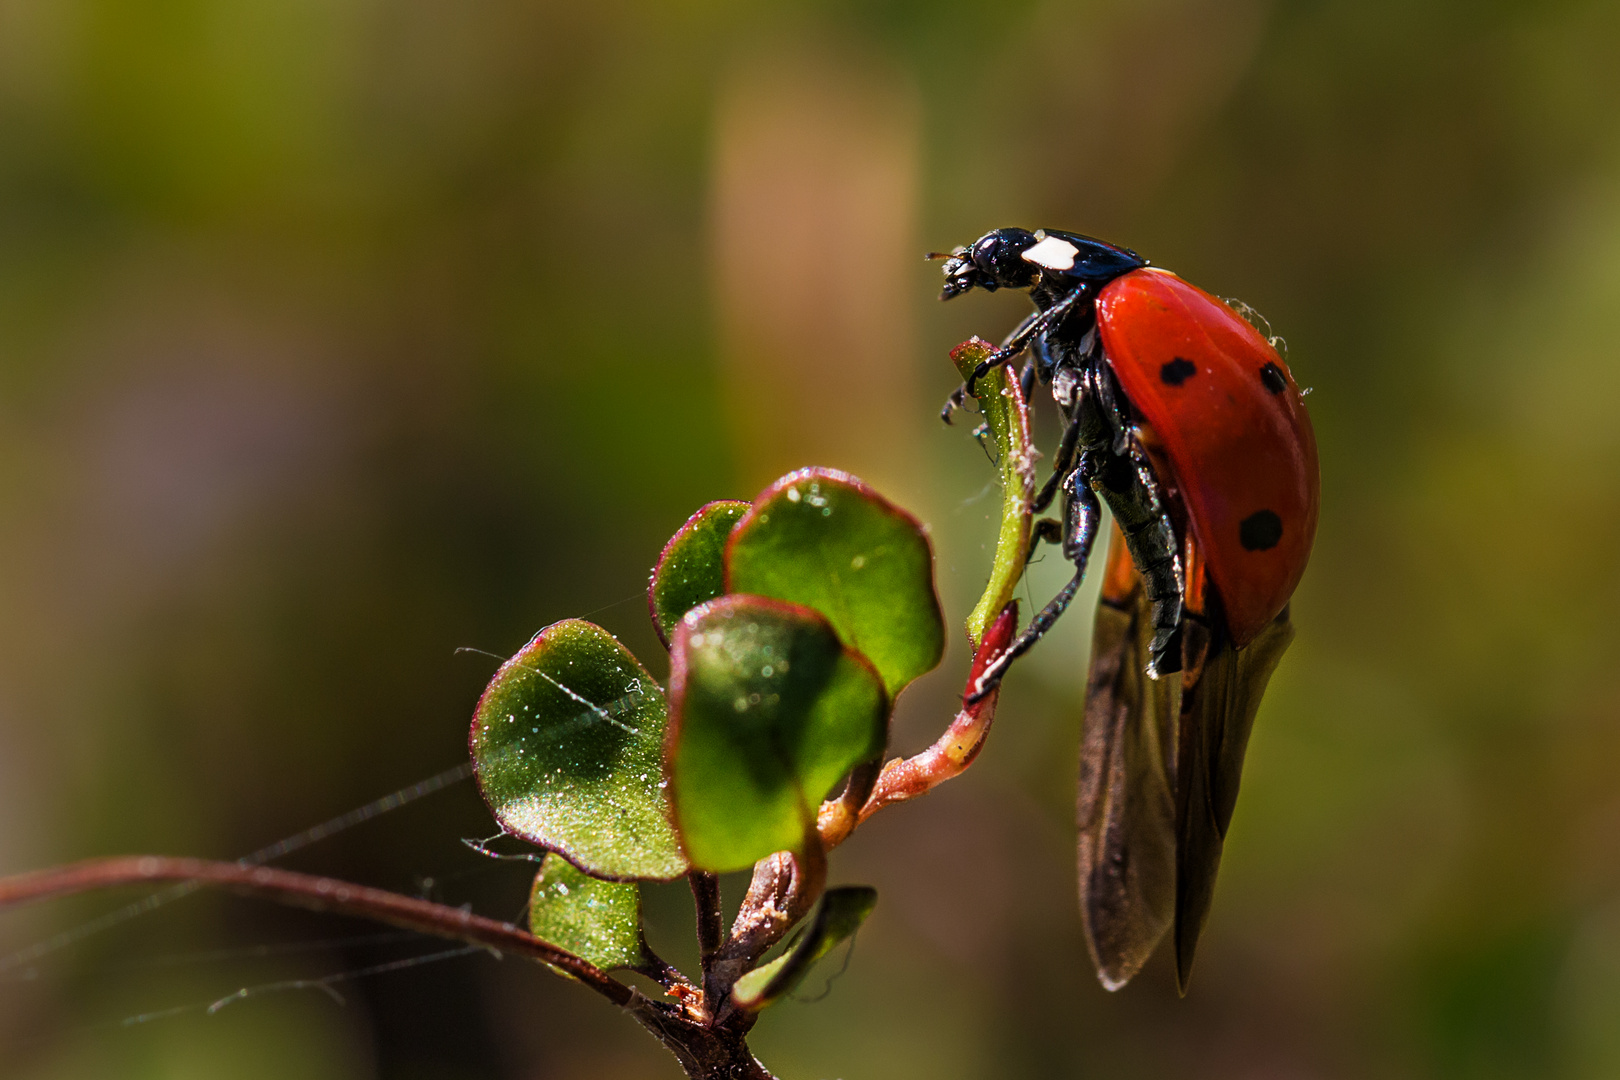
465,344 -> 1036,1052
469,465 -> 964,1019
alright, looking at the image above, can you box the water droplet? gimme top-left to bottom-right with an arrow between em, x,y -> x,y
786,488 -> 801,503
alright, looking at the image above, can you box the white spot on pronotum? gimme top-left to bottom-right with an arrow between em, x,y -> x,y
1021,236 -> 1080,271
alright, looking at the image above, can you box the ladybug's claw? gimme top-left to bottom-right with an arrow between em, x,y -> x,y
966,349 -> 1014,396
967,465 -> 1102,705
1026,518 -> 1063,562
1143,622 -> 1183,679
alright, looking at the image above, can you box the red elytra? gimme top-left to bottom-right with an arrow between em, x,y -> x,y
1096,267 -> 1319,646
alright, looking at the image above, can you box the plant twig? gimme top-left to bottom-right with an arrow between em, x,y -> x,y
689,872 -> 723,981
711,340 -> 1035,1023
634,949 -> 700,1002
858,603 -> 1018,822
704,827 -> 826,1023
0,856 -> 631,1006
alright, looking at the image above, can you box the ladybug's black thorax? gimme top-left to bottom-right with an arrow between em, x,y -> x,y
1020,231 -> 1147,385
1034,230 -> 1147,291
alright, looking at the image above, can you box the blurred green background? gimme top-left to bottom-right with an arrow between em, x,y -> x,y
3,0 -> 1620,1077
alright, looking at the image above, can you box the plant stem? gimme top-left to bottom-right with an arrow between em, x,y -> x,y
627,994 -> 779,1080
857,602 -> 1018,822
690,872 -> 723,988
0,856 -> 631,1006
703,829 -> 826,1024
0,855 -> 780,1079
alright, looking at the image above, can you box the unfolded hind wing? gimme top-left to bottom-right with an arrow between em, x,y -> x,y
1076,525 -> 1179,990
1171,603 -> 1294,993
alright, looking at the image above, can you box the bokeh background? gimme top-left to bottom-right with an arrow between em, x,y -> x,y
3,0 -> 1620,1077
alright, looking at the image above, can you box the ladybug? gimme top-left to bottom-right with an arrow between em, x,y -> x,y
933,227 -> 1319,992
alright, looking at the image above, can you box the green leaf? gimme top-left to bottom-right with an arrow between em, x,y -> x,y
667,596 -> 887,872
732,886 -> 878,1011
529,853 -> 648,972
471,619 -> 688,881
726,468 -> 944,697
952,338 -> 1037,648
648,500 -> 750,646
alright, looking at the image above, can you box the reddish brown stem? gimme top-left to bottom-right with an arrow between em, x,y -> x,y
815,757 -> 882,849
707,606 -> 1017,1018
857,602 -> 1018,821
689,871 -> 723,986
0,856 -> 631,1006
704,827 -> 826,1024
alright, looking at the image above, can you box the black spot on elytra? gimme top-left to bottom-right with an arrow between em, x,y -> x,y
1259,362 -> 1287,395
1239,510 -> 1283,551
1160,357 -> 1197,386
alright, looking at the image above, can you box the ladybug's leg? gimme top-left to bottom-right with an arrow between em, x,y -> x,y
1020,357 -> 1039,403
1034,404 -> 1085,513
1086,367 -> 1184,674
965,286 -> 1087,394
941,305 -> 1044,423
999,305 -> 1045,353
967,460 -> 1102,703
1091,446 -> 1184,677
1025,517 -> 1063,563
971,422 -> 996,464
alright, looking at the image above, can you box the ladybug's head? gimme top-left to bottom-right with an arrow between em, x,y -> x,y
933,228 -> 1040,300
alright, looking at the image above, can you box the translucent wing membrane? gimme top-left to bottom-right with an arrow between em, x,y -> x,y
1172,603 -> 1294,992
1077,527 -> 1178,989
